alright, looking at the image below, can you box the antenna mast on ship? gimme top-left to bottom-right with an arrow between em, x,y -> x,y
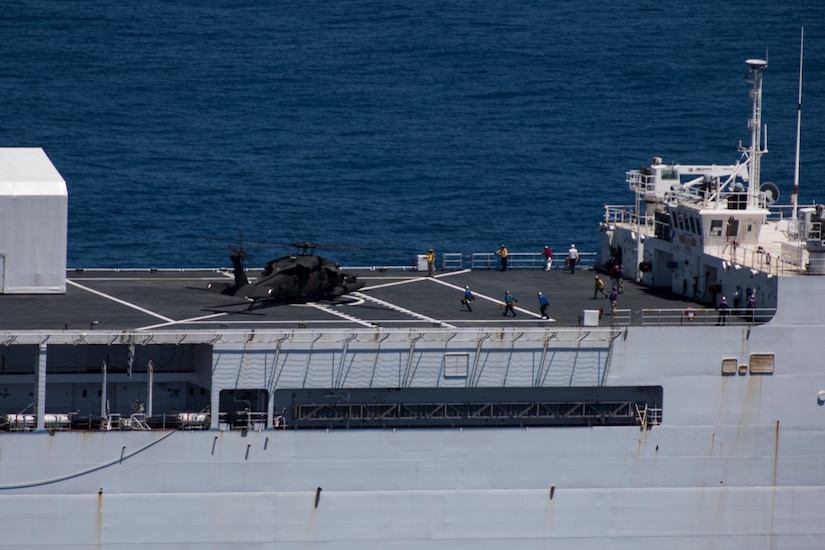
743,57 -> 768,209
792,27 -> 804,221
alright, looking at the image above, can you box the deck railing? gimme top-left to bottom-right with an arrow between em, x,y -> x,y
469,252 -> 597,271
641,307 -> 775,326
345,251 -> 597,272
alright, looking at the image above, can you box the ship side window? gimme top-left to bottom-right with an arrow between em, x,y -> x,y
662,169 -> 678,180
709,219 -> 723,237
444,352 -> 469,378
676,212 -> 686,231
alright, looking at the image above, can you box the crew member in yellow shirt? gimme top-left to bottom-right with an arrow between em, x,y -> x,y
495,243 -> 508,271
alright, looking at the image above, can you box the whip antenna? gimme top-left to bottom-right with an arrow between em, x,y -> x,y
792,27 -> 804,220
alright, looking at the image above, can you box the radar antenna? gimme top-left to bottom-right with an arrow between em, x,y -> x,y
743,58 -> 768,209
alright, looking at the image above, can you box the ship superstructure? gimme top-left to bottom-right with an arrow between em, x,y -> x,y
602,59 -> 825,312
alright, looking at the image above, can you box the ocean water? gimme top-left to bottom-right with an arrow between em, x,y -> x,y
2,0 -> 824,268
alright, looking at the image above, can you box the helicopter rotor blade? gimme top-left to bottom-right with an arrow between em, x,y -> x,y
238,239 -> 380,254
200,230 -> 256,265
201,234 -> 385,259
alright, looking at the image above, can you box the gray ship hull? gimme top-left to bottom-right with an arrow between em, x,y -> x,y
0,277 -> 823,549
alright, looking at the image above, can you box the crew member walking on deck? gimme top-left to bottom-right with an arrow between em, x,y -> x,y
747,290 -> 757,322
716,295 -> 730,325
615,264 -> 625,293
538,291 -> 549,319
543,245 -> 553,271
567,244 -> 579,274
495,244 -> 508,271
425,248 -> 435,277
732,285 -> 742,315
610,264 -> 625,293
593,275 -> 608,299
461,285 -> 475,312
609,264 -> 618,286
503,290 -> 517,316
608,286 -> 618,314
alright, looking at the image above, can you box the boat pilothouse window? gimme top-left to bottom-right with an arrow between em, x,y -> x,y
709,220 -> 723,237
676,212 -> 685,231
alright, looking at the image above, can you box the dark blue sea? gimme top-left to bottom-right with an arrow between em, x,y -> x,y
2,1 -> 824,268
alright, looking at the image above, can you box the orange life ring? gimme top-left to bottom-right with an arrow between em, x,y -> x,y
766,252 -> 771,266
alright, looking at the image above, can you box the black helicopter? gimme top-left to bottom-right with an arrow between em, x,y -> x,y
207,240 -> 365,308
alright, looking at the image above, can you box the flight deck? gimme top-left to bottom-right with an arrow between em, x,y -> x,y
0,267 -> 705,332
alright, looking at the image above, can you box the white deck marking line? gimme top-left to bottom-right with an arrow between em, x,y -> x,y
303,303 -> 376,328
67,280 -> 175,323
361,269 -> 470,291
140,302 -> 376,330
171,319 -> 548,326
352,292 -> 456,329
361,277 -> 432,291
428,276 -> 551,320
137,312 -> 229,331
67,276 -> 231,281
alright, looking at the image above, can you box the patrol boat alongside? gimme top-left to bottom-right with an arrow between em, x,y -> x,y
0,59 -> 823,549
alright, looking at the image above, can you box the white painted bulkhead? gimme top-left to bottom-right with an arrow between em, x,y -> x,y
0,148 -> 68,294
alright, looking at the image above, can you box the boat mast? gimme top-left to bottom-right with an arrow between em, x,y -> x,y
792,27 -> 804,220
745,58 -> 768,208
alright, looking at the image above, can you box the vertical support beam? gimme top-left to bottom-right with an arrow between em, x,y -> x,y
470,332 -> 491,388
535,337 -> 550,388
210,352 -> 221,430
266,338 -> 286,429
101,359 -> 108,420
147,360 -> 154,417
210,386 -> 220,430
334,333 -> 358,388
34,344 -> 47,432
